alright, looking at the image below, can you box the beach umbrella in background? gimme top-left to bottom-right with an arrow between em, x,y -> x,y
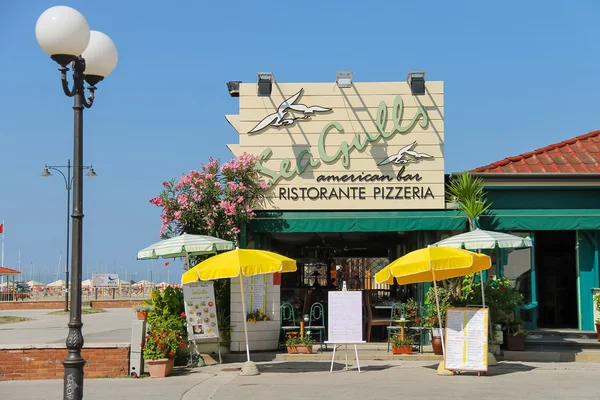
47,279 -> 66,288
137,233 -> 235,284
182,249 -> 297,376
137,233 -> 235,263
431,229 -> 532,251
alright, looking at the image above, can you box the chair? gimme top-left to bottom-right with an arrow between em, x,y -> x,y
307,302 -> 326,350
408,304 -> 430,353
386,303 -> 405,352
280,302 -> 299,347
365,291 -> 389,342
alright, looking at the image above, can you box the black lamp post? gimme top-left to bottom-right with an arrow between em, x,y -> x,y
36,6 -> 117,400
42,161 -> 97,312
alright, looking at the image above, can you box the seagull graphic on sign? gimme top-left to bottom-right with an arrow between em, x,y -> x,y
377,142 -> 434,166
248,89 -> 331,134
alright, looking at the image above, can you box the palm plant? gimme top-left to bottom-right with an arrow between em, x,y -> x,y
445,171 -> 492,295
447,171 -> 491,231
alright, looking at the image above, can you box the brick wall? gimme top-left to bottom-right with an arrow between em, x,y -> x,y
89,300 -> 144,308
0,301 -> 66,310
0,299 -> 146,310
0,345 -> 130,381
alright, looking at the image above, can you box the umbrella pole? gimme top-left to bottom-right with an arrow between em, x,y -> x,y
238,276 -> 251,362
432,274 -> 446,357
238,275 -> 260,376
432,269 -> 452,375
480,271 -> 486,308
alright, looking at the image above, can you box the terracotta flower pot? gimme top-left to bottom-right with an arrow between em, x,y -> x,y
166,358 -> 175,375
392,346 -> 413,355
287,345 -> 312,354
505,334 -> 526,351
147,358 -> 173,378
136,311 -> 148,321
286,345 -> 298,354
595,323 -> 600,341
431,335 -> 444,355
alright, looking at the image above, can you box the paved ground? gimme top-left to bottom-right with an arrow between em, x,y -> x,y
2,360 -> 600,399
0,308 -> 135,344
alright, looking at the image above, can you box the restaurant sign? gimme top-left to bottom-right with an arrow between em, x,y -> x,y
226,81 -> 445,210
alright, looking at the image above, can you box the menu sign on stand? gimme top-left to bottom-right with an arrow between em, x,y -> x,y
444,307 -> 488,373
325,290 -> 365,373
182,282 -> 219,340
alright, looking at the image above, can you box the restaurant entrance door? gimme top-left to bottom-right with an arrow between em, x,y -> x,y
535,230 -> 578,328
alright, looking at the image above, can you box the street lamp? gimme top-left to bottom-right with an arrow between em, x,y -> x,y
36,6 -> 117,400
42,160 -> 97,312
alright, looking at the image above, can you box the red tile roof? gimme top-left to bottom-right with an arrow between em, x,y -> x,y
0,266 -> 20,276
471,130 -> 600,173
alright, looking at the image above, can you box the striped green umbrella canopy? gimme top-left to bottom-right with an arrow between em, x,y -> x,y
430,228 -> 532,250
136,233 -> 235,260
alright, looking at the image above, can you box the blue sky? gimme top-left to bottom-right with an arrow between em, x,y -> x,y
0,0 -> 599,284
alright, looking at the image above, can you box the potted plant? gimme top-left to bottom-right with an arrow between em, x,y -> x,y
134,304 -> 153,320
594,294 -> 600,341
142,325 -> 186,378
145,287 -> 188,367
286,333 -> 316,354
390,334 -> 415,355
247,310 -> 270,322
505,321 -> 527,351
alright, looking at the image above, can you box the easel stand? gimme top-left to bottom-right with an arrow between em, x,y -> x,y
188,339 -> 223,367
325,341 -> 365,373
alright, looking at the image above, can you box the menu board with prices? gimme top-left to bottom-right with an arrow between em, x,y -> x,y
444,307 -> 488,372
244,275 -> 267,313
327,291 -> 363,343
183,282 -> 219,340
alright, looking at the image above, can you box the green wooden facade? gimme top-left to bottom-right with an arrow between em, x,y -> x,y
250,178 -> 600,331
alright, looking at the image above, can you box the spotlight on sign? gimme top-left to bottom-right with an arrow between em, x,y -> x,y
336,70 -> 353,88
407,70 -> 426,95
227,81 -> 241,97
257,72 -> 274,96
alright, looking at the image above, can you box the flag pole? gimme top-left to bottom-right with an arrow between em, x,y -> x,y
1,221 -> 4,269
1,221 -> 4,288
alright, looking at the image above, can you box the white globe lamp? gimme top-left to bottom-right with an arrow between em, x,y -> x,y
82,31 -> 119,85
35,6 -> 90,66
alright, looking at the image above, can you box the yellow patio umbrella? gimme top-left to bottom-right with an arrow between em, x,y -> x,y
375,247 -> 491,370
181,248 -> 297,376
375,247 -> 491,285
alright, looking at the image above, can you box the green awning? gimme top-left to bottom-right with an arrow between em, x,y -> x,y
480,209 -> 600,231
251,210 -> 466,233
251,208 -> 600,233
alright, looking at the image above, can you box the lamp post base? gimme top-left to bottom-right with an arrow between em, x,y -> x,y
239,361 -> 260,376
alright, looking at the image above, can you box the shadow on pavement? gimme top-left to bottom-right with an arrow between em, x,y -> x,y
258,361 -> 395,373
421,362 -> 536,376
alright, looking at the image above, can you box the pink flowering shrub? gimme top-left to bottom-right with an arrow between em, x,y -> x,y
150,153 -> 269,242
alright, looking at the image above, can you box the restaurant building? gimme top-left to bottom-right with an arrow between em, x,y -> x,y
224,74 -> 599,350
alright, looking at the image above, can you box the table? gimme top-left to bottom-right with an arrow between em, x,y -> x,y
373,305 -> 394,309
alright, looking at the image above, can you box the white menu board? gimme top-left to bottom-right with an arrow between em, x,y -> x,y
244,275 -> 267,313
327,291 -> 363,343
445,307 -> 488,372
183,282 -> 219,340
